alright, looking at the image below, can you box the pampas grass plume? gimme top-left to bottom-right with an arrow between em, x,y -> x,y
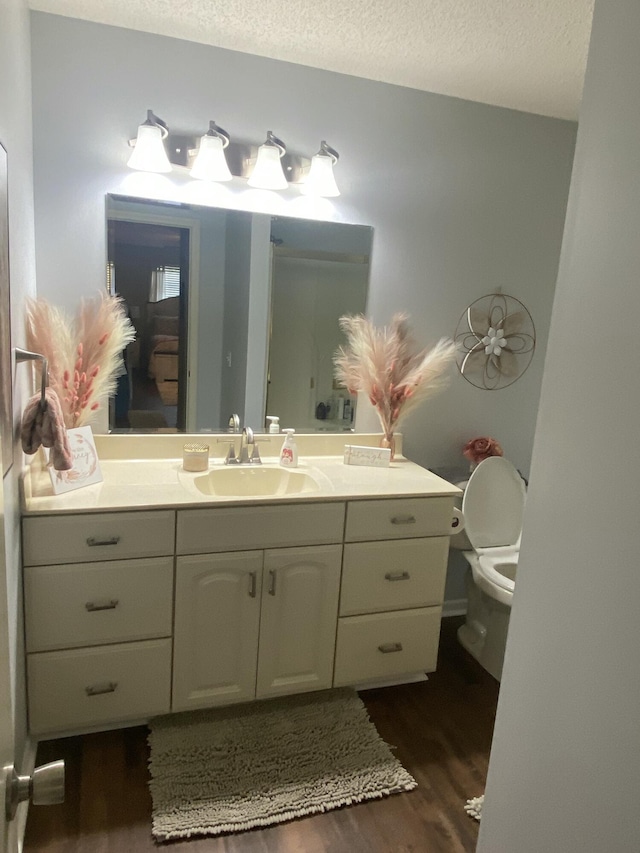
26,293 -> 135,428
333,313 -> 456,439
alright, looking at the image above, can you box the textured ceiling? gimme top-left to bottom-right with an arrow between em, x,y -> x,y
29,0 -> 594,119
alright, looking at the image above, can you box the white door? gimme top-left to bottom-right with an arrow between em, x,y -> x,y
172,552 -> 262,711
0,435 -> 14,852
256,545 -> 342,699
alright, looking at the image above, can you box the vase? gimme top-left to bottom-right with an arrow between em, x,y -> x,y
380,433 -> 396,461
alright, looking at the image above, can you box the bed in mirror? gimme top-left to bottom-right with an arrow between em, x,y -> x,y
107,195 -> 372,435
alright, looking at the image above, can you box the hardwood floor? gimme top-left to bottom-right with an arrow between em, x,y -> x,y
23,617 -> 499,853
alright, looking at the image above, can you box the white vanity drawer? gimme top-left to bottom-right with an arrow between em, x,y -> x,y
23,511 -> 176,566
176,502 -> 345,554
333,606 -> 442,687
24,557 -> 174,652
345,497 -> 453,542
27,638 -> 172,735
340,538 -> 449,616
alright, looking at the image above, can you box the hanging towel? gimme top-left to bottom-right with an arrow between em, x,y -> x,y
20,388 -> 73,471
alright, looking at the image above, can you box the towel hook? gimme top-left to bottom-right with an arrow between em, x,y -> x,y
14,348 -> 49,409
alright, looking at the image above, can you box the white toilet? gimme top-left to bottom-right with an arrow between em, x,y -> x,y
452,456 -> 526,681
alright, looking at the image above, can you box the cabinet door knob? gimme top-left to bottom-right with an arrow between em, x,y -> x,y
384,571 -> 411,582
248,571 -> 257,598
390,515 -> 416,525
85,681 -> 118,697
85,599 -> 119,612
378,642 -> 403,654
268,570 -> 277,596
86,536 -> 121,547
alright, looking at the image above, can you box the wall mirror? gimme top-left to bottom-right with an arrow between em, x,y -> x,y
106,195 -> 372,434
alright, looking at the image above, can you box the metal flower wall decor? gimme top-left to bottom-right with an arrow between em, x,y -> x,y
454,293 -> 536,390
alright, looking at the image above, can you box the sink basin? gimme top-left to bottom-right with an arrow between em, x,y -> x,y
192,466 -> 321,497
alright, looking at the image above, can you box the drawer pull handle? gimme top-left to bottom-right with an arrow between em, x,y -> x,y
85,599 -> 119,612
378,642 -> 403,654
390,515 -> 416,526
86,536 -> 121,547
268,570 -> 277,596
85,681 -> 118,697
385,571 -> 411,582
248,571 -> 257,598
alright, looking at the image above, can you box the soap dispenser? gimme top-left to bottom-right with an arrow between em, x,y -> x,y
279,429 -> 298,467
266,416 -> 280,434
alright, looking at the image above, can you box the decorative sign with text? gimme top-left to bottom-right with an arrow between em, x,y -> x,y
48,426 -> 103,494
343,444 -> 391,468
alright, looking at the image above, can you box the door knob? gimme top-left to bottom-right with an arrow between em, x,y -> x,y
4,759 -> 65,821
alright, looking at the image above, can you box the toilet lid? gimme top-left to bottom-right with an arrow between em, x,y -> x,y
462,457 -> 526,550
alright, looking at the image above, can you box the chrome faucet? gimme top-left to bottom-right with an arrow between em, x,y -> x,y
219,425 -> 262,464
238,427 -> 255,464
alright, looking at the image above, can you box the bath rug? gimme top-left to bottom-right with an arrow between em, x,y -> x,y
147,687 -> 417,840
465,794 -> 484,821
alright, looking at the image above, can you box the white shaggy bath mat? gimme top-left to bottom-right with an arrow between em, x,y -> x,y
147,688 -> 417,841
465,794 -> 484,821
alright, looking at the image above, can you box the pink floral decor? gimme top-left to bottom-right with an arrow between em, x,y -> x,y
463,436 -> 503,469
333,313 -> 456,458
26,294 -> 135,429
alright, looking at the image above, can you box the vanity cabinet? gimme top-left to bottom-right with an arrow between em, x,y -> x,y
256,545 -> 342,699
333,497 -> 451,687
22,511 -> 176,736
173,546 -> 342,711
22,490 -> 455,736
173,509 -> 343,711
172,551 -> 263,710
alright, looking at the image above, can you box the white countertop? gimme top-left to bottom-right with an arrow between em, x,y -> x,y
22,434 -> 461,515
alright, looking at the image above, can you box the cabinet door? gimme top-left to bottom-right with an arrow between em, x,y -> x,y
256,545 -> 342,699
173,552 -> 262,711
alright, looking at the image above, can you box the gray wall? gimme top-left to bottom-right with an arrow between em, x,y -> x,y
478,1 -> 640,849
30,11 -> 576,483
1,0 -> 38,838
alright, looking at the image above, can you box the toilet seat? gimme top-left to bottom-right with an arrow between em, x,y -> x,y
463,550 -> 516,606
461,457 -> 526,605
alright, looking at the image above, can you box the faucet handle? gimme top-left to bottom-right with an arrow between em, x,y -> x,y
249,444 -> 262,464
216,439 -> 239,464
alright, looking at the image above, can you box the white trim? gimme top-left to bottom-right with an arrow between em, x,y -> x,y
442,598 -> 468,618
106,203 -> 201,431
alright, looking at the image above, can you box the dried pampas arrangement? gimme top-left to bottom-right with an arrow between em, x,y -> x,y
26,294 -> 136,429
333,313 -> 456,452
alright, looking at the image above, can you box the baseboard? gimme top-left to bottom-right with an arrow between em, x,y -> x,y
442,598 -> 468,618
355,672 -> 429,691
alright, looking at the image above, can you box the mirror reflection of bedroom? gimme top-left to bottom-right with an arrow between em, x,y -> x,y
107,219 -> 189,431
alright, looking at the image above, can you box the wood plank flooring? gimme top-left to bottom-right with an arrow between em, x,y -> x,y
23,617 -> 499,853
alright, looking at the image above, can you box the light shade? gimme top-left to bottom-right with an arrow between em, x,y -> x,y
127,111 -> 171,173
190,122 -> 232,182
301,141 -> 340,197
248,131 -> 288,190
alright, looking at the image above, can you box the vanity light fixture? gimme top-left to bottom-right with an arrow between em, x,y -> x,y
189,121 -> 232,182
248,131 -> 288,190
301,140 -> 340,197
127,110 -> 171,173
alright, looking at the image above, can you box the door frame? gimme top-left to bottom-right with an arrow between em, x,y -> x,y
106,206 -> 201,431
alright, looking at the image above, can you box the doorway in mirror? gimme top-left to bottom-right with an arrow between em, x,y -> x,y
107,218 -> 190,432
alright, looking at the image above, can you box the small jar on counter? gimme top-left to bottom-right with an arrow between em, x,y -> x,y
182,443 -> 209,472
